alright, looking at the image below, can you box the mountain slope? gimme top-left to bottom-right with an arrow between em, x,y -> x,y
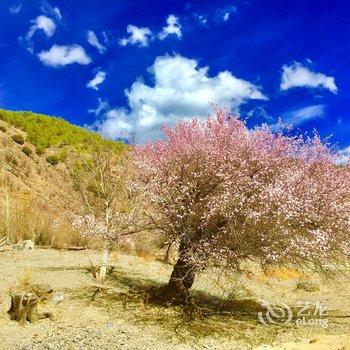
0,109 -> 125,154
0,109 -> 126,247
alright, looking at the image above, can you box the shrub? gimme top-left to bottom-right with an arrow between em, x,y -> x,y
22,146 -> 33,156
0,125 -> 6,132
12,134 -> 25,145
35,147 -> 45,156
45,155 -> 59,166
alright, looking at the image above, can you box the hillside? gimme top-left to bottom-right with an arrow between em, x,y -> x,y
0,109 -> 126,247
0,109 -> 125,154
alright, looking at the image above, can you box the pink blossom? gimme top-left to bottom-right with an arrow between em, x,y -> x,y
132,108 -> 350,271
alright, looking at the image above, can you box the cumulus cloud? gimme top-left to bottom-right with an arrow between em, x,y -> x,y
282,104 -> 325,126
38,45 -> 91,67
87,71 -> 106,90
119,25 -> 152,47
95,108 -> 133,140
280,62 -> 337,93
87,31 -> 106,53
26,15 -> 56,39
159,15 -> 182,40
93,54 -> 266,142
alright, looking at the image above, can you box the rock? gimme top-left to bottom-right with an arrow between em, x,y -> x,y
52,292 -> 64,304
12,239 -> 35,251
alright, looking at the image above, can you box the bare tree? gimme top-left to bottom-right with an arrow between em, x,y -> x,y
70,143 -> 139,281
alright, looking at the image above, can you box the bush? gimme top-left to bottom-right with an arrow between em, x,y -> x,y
35,147 -> 45,156
12,134 -> 25,145
22,146 -> 33,156
45,155 -> 59,166
0,125 -> 6,132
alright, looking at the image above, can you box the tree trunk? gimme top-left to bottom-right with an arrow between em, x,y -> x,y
7,292 -> 53,325
162,243 -> 196,304
97,249 -> 109,284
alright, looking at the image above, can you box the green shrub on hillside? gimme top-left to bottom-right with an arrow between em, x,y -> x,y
0,125 -> 6,132
36,147 -> 45,156
57,148 -> 68,161
0,109 -> 125,154
22,146 -> 33,156
46,155 -> 59,166
12,134 -> 25,145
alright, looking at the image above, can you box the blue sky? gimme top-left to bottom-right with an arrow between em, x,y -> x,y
0,0 -> 349,151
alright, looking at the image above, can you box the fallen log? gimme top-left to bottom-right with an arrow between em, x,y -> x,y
67,246 -> 87,251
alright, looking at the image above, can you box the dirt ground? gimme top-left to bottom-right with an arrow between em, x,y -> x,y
0,248 -> 349,350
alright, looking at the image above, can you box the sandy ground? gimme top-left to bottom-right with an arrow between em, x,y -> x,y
0,248 -> 349,350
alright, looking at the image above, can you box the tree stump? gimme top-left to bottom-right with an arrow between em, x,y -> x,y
7,284 -> 54,325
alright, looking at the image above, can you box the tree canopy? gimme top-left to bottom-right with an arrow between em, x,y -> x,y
133,108 -> 350,301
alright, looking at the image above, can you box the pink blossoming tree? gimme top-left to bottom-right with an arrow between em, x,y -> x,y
132,108 -> 350,302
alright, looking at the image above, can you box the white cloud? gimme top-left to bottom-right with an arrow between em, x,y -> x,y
194,14 -> 208,26
280,62 -> 337,93
119,25 -> 152,47
216,5 -> 237,23
223,12 -> 230,21
282,104 -> 325,126
159,15 -> 182,40
337,146 -> 350,165
247,106 -> 274,122
41,3 -> 62,20
87,71 -> 106,90
88,98 -> 109,116
53,7 -> 62,20
38,45 -> 91,67
87,31 -> 106,54
94,109 -> 133,140
9,4 -> 22,14
93,54 -> 266,142
26,15 -> 56,39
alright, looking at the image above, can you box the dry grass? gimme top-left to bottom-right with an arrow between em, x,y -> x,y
0,189 -> 85,248
263,266 -> 307,281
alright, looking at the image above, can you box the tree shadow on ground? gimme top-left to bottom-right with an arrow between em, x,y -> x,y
69,267 -> 349,347
104,268 -> 265,321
